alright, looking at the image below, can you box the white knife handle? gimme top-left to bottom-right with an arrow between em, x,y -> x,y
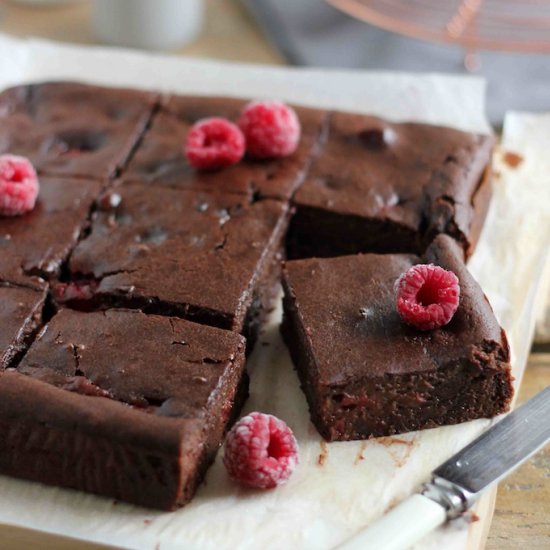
336,494 -> 447,550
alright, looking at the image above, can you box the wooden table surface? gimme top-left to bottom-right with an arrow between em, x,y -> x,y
0,1 -> 548,548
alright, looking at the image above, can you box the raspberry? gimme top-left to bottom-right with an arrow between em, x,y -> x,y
396,264 -> 460,331
223,412 -> 299,489
238,100 -> 301,159
0,155 -> 39,216
185,117 -> 245,170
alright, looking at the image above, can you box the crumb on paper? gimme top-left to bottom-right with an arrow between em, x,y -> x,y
144,519 -> 152,525
503,151 -> 524,168
318,440 -> 328,466
354,441 -> 367,465
376,436 -> 415,468
469,512 -> 480,523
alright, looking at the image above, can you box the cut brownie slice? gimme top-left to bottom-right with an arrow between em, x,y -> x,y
0,82 -> 157,180
0,283 -> 46,369
0,308 -> 247,510
281,235 -> 513,441
287,112 -> 494,259
67,183 -> 288,345
0,175 -> 102,288
122,95 -> 327,201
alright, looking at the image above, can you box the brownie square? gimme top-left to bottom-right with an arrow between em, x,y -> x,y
287,112 -> 494,259
0,175 -> 102,288
0,283 -> 46,369
0,82 -> 157,180
122,95 -> 327,201
281,235 -> 513,441
67,183 -> 288,343
0,308 -> 247,510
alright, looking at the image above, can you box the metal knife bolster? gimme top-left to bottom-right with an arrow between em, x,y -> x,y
422,476 -> 476,519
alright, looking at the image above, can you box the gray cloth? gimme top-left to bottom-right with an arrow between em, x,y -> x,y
242,0 -> 550,124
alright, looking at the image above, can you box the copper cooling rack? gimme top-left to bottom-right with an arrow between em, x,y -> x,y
328,0 -> 550,53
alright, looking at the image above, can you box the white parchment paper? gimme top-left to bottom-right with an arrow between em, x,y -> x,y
0,33 -> 548,550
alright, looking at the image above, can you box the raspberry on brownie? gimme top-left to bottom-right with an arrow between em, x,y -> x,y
0,82 -> 158,180
67,183 -> 288,348
0,308 -> 247,510
0,283 -> 46,369
0,175 -> 102,289
281,235 -> 513,441
122,95 -> 327,201
286,112 -> 494,259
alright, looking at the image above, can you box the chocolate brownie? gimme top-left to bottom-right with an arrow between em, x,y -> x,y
0,308 -> 247,510
0,175 -> 102,288
122,95 -> 327,201
0,283 -> 46,369
67,183 -> 288,345
0,82 -> 157,180
281,235 -> 513,441
286,112 -> 494,259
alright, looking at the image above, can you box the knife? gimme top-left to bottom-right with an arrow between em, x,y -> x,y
337,385 -> 550,550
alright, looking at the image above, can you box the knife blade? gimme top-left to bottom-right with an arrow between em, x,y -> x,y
337,385 -> 550,550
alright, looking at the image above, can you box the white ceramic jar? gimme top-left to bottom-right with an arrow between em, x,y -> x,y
92,0 -> 204,51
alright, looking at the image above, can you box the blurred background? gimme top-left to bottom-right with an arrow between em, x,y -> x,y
0,0 -> 549,124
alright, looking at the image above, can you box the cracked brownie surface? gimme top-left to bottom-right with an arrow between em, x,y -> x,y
68,183 -> 289,333
0,176 -> 102,289
0,82 -> 158,180
0,283 -> 46,369
287,112 -> 494,259
122,96 -> 327,201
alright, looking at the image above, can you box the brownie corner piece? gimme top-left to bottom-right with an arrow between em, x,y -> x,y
287,112 -> 494,259
0,308 -> 247,510
0,81 -> 158,180
0,283 -> 46,369
281,234 -> 513,441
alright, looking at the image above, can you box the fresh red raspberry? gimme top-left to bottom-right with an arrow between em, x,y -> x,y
238,100 -> 301,159
396,264 -> 460,331
185,117 -> 245,170
0,155 -> 39,216
223,412 -> 299,489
